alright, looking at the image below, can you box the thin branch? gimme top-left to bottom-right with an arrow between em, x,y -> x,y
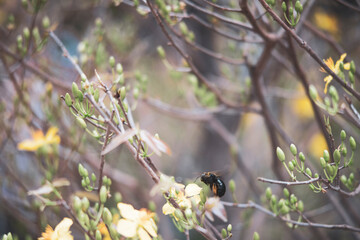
200,0 -> 243,12
257,177 -> 320,186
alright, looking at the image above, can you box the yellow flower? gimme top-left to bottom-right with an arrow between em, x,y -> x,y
117,203 -> 157,240
291,85 -> 313,120
18,127 -> 61,151
313,11 -> 339,37
38,218 -> 73,240
308,132 -> 328,158
97,222 -> 111,240
320,53 -> 350,94
162,183 -> 202,216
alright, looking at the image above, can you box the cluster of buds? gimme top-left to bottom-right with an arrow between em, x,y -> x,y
265,187 -> 304,217
281,1 -> 303,27
309,84 -> 339,115
188,75 -> 218,107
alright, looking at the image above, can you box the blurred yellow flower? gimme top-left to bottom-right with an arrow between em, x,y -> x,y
291,86 -> 313,120
97,222 -> 111,240
162,183 -> 202,216
117,203 -> 157,240
308,132 -> 328,158
38,217 -> 73,240
313,11 -> 339,37
18,127 -> 60,151
320,53 -> 350,93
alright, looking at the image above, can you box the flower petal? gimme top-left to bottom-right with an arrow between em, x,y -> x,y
17,139 -> 43,151
344,62 -> 351,70
118,203 -> 137,220
162,202 -> 175,215
116,219 -> 137,238
138,227 -> 152,240
54,218 -> 73,239
185,183 -> 202,197
142,219 -> 157,237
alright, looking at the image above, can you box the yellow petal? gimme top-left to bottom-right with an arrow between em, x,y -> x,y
118,203 -> 137,220
54,218 -> 73,235
344,62 -> 351,70
339,53 -> 347,62
116,219 -> 137,238
185,183 -> 202,197
32,130 -> 45,141
137,227 -> 152,240
142,219 -> 157,237
324,76 -> 332,94
45,127 -> 61,144
162,202 -> 175,215
17,139 -> 43,151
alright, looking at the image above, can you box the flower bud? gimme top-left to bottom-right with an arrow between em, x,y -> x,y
116,63 -> 123,75
42,16 -> 50,29
323,150 -> 330,162
333,149 -> 341,164
94,88 -> 100,103
350,61 -> 356,74
349,71 -> 355,84
340,175 -> 347,185
340,62 -> 344,72
78,164 -> 87,177
290,194 -> 297,204
99,186 -> 107,204
290,144 -> 297,156
314,173 -> 319,178
229,179 -> 236,193
157,46 -> 166,59
349,136 -> 356,151
265,187 -> 272,200
299,152 -> 305,162
305,168 -> 312,177
326,164 -> 334,176
221,228 -> 227,238
179,22 -> 188,35
72,82 -> 79,98
288,161 -> 294,171
280,205 -> 290,215
297,200 -> 304,212
276,147 -> 285,162
82,197 -> 90,211
281,2 -> 287,12
309,85 -> 318,101
95,230 -> 102,240
329,86 -> 339,102
133,87 -> 139,99
85,176 -> 91,185
109,56 -> 115,68
81,179 -> 87,188
341,146 -> 347,157
103,207 -> 113,225
174,208 -> 183,220
119,86 -> 126,101
253,232 -> 260,240
349,172 -> 354,181
65,93 -> 72,107
340,130 -> 346,141
91,173 -> 97,182
295,1 -> 303,13
227,224 -> 232,232
76,116 -> 87,129
309,184 -> 315,191
271,195 -> 277,205
185,208 -> 192,219
283,188 -> 289,198
114,192 -> 122,203
23,27 -> 30,40
73,196 -> 82,212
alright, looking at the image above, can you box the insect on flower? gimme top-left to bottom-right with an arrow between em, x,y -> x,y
200,172 -> 226,197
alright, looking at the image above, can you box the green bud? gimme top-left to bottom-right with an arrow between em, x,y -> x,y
221,228 -> 227,238
324,97 -> 331,107
299,152 -> 305,162
349,71 -> 355,84
81,74 -> 87,82
78,163 -> 86,177
314,173 -> 319,178
76,117 -> 87,129
333,149 -> 341,164
82,197 -> 90,211
340,62 -> 344,72
340,130 -> 346,141
102,176 -> 108,186
72,82 -> 79,98
73,196 -> 82,212
280,205 -> 290,215
103,207 -> 113,225
229,179 -> 236,193
297,200 -> 304,212
133,87 -> 139,99
281,2 -> 287,12
290,144 -> 297,156
95,230 -> 102,240
283,188 -> 289,198
64,93 -> 72,107
326,164 -> 334,176
290,194 -> 297,204
23,27 -> 30,40
119,86 -> 126,101
100,186 -> 107,204
148,201 -> 156,212
305,168 -> 312,177
320,157 -> 326,168
309,85 -> 318,101
91,173 -> 97,182
265,187 -> 272,200
90,220 -> 97,231
157,46 -> 166,59
341,146 -> 347,157
109,56 -> 115,68
114,192 -> 122,203
295,1 -> 303,13
253,232 -> 260,240
179,22 -> 188,35
349,136 -> 356,151
350,61 -> 356,74
349,172 -> 354,181
227,224 -> 232,232
276,147 -> 285,162
116,63 -> 123,74
174,209 -> 183,220
288,161 -> 294,171
289,6 -> 293,13
17,35 -> 23,45
185,208 -> 192,219
42,16 -> 50,29
323,150 -> 330,162
309,184 -> 315,191
329,86 -> 339,102
271,195 -> 277,205
81,179 -> 87,188
340,175 -> 347,185
85,176 -> 91,185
